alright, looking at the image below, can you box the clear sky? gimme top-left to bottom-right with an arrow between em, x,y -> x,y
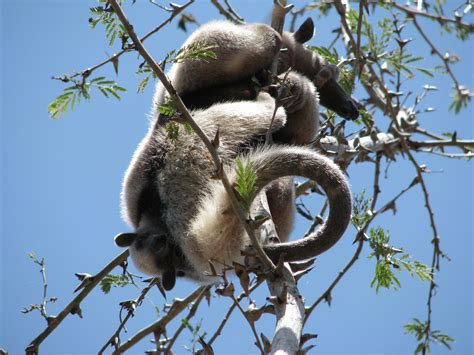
1,1 -> 472,354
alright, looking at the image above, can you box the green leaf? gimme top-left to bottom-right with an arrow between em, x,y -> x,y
368,227 -> 431,292
137,76 -> 150,93
413,67 -> 434,77
165,121 -> 180,140
235,158 -> 258,212
100,274 -> 132,294
166,41 -> 217,64
48,92 -> 74,119
351,191 -> 372,229
184,123 -> 194,134
89,2 -> 126,46
158,101 -> 178,117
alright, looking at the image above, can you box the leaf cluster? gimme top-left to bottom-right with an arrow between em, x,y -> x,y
89,0 -> 127,46
163,120 -> 193,141
164,41 -> 217,64
404,318 -> 454,354
181,319 -> 207,353
136,62 -> 157,93
235,158 -> 258,212
48,76 -> 126,119
368,227 -> 432,293
351,191 -> 373,229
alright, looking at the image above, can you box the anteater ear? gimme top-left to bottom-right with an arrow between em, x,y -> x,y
114,232 -> 138,247
294,18 -> 314,44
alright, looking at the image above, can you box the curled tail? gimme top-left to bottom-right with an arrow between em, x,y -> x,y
187,145 -> 351,275
243,145 -> 352,262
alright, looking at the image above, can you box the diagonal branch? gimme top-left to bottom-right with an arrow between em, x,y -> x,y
392,3 -> 474,31
98,278 -> 159,354
55,0 -> 195,82
112,286 -> 207,353
411,16 -> 464,98
26,251 -> 129,354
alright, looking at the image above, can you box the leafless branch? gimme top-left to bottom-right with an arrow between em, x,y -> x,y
231,294 -> 265,354
305,154 -> 382,321
409,138 -> 474,149
411,16 -> 464,98
208,279 -> 264,346
98,278 -> 159,354
392,2 -> 474,31
26,251 -> 129,354
210,0 -> 244,24
112,286 -> 207,353
224,0 -> 244,21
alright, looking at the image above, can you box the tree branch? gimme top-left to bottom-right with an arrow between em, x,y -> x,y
26,251 -> 129,354
54,0 -> 194,82
98,278 -> 159,354
210,0 -> 244,24
113,286 -> 207,353
392,2 -> 474,31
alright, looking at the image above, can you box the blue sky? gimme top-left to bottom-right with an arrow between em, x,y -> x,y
1,1 -> 473,354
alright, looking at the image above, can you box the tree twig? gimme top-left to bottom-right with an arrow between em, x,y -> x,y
392,2 -> 474,31
411,16 -> 464,98
98,278 -> 159,354
208,279 -> 264,346
54,0 -> 195,82
409,138 -> 474,149
210,0 -> 244,24
304,153 -> 382,321
26,251 -> 129,354
231,294 -> 265,354
164,286 -> 211,352
113,286 -> 207,353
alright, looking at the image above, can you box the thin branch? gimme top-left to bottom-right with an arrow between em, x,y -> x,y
415,127 -> 448,140
354,0 -> 365,78
164,285 -> 211,352
231,294 -> 265,354
392,2 -> 474,31
26,251 -> 129,354
107,0 -> 275,271
113,286 -> 207,353
333,0 -> 396,117
305,153 -> 385,321
411,16 -> 464,98
224,0 -> 244,22
409,139 -> 474,149
401,147 -> 445,355
55,0 -> 194,82
98,278 -> 159,354
418,150 -> 474,159
302,200 -> 328,239
304,234 -> 364,322
210,0 -> 244,24
208,279 -> 264,346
